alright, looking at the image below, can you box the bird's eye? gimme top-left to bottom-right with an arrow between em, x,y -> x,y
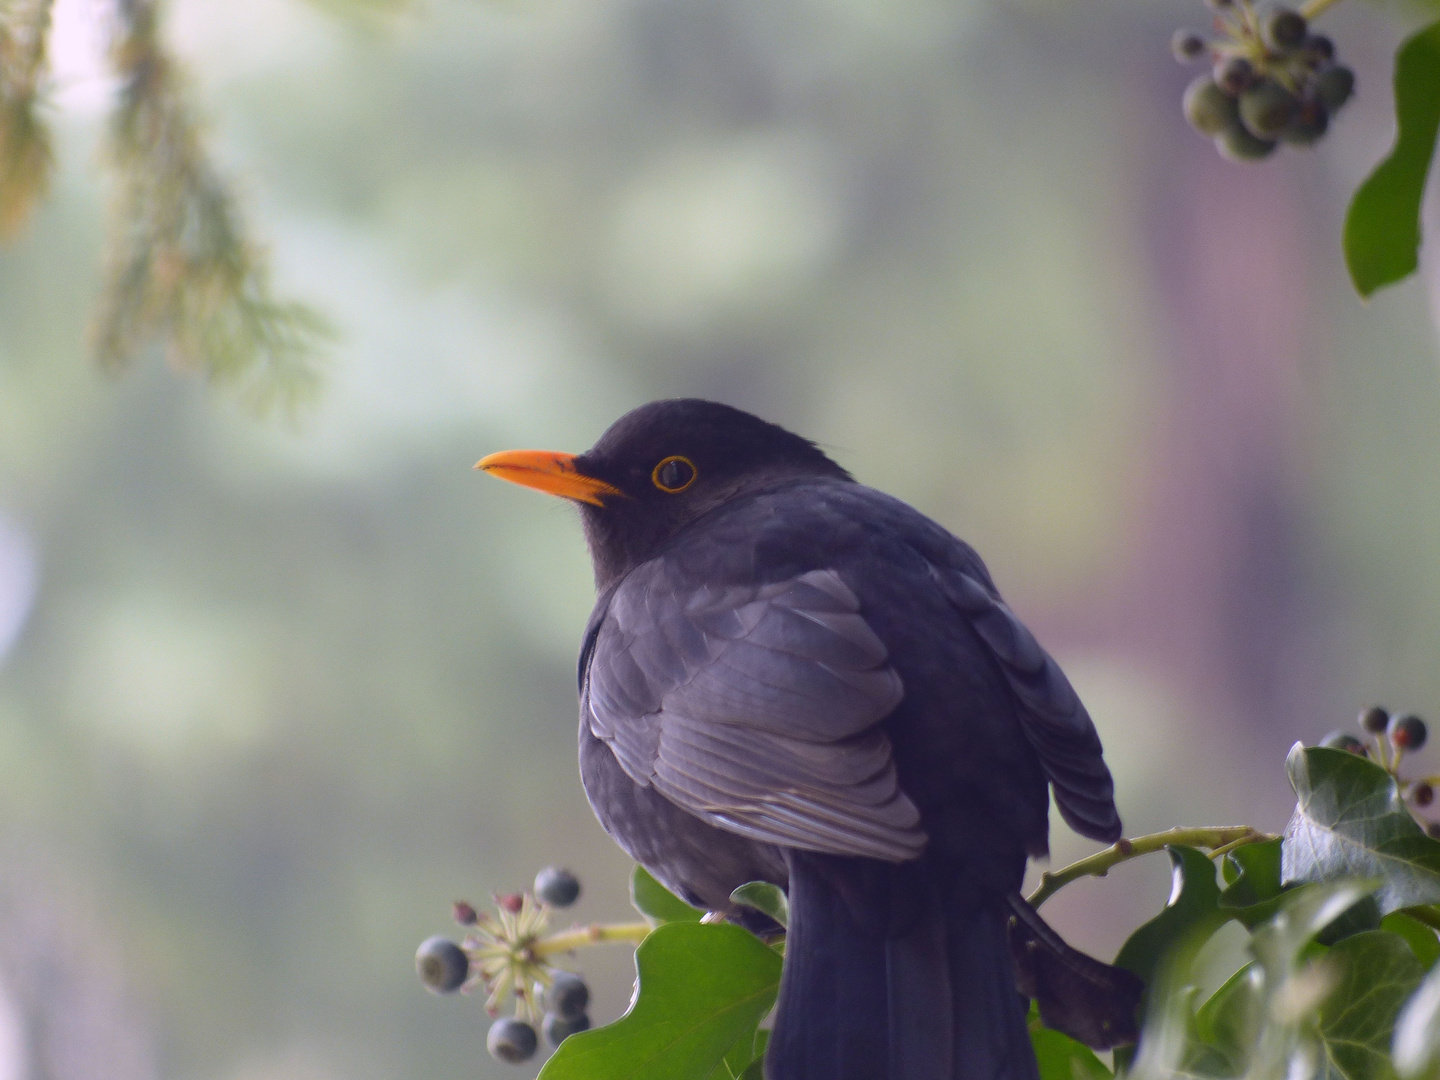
652,456 -> 697,493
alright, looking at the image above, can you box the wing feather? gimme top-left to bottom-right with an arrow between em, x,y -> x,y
584,561 -> 923,861
931,565 -> 1121,843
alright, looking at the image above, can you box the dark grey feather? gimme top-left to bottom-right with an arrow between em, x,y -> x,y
931,566 -> 1120,843
584,562 -> 924,861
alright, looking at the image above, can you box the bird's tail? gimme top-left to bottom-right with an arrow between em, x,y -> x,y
765,854 -> 1039,1080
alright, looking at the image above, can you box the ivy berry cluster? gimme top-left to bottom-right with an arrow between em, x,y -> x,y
1322,705 -> 1440,835
415,866 -> 607,1066
1174,0 -> 1355,160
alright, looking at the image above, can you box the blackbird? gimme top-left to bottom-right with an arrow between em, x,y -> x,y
478,399 -> 1134,1080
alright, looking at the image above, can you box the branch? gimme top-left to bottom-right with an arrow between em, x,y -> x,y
1026,825 -> 1276,909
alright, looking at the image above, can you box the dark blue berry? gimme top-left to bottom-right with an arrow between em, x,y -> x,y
1172,30 -> 1207,63
415,936 -> 469,994
544,1011 -> 591,1047
1390,714 -> 1428,752
1314,66 -> 1355,111
535,866 -> 581,908
1281,99 -> 1328,145
1263,8 -> 1307,49
487,1018 -> 538,1063
1360,706 -> 1390,734
1320,730 -> 1365,754
1304,34 -> 1334,62
1214,56 -> 1256,96
548,972 -> 590,1020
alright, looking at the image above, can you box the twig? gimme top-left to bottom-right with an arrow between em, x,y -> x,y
1026,826 -> 1276,909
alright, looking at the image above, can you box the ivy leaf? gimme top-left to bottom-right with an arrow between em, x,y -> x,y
538,922 -> 782,1080
1343,20 -> 1440,297
715,1022 -> 767,1080
1282,744 -> 1440,915
1393,959 -> 1440,1079
730,882 -> 789,929
1110,845 -> 1228,1073
1250,880 -> 1376,981
1315,930 -> 1426,1080
1191,962 -> 1264,1073
1383,911 -> 1440,970
1114,845 -> 1228,988
631,865 -> 704,925
1219,838 -> 1288,929
1028,1004 -> 1114,1080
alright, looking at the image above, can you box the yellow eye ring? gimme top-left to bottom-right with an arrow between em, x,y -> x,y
652,455 -> 697,493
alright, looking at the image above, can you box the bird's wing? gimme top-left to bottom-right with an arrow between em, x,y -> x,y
931,563 -> 1121,843
582,561 -> 926,861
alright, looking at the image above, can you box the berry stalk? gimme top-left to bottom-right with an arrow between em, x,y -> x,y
532,921 -> 652,958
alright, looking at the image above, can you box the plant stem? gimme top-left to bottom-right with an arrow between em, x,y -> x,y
1026,826 -> 1275,909
1298,0 -> 1343,23
533,921 -> 652,957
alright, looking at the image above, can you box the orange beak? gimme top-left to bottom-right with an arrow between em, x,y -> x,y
474,450 -> 624,507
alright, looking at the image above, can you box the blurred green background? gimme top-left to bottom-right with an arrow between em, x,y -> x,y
2,0 -> 1440,1077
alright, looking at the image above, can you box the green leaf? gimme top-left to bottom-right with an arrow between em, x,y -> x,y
631,865 -> 704,925
1282,744 -> 1440,915
1343,20 -> 1440,297
538,921 -> 782,1080
730,882 -> 789,929
1192,962 -> 1264,1072
1028,1004 -> 1114,1080
1219,838 -> 1288,929
1114,845 -> 1229,988
1394,959 -> 1440,1078
715,1014 -> 765,1079
1111,845 -> 1230,1073
1315,930 -> 1426,1080
1384,911 -> 1440,970
1250,881 -> 1375,981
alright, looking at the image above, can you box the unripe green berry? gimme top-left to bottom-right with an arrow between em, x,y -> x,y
487,1018 -> 538,1063
1314,66 -> 1355,111
1216,124 -> 1278,161
1263,7 -> 1308,49
1184,77 -> 1241,136
1360,706 -> 1390,734
548,972 -> 590,1020
1172,30 -> 1208,63
1214,56 -> 1256,95
1240,80 -> 1301,139
416,936 -> 469,994
543,1011 -> 591,1047
1281,99 -> 1329,145
535,866 -> 581,908
1389,714 -> 1428,751
1320,730 -> 1366,754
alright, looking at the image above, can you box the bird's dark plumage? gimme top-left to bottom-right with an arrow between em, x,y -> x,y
480,399 -> 1127,1080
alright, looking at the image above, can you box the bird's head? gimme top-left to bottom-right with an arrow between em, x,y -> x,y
477,399 -> 850,587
